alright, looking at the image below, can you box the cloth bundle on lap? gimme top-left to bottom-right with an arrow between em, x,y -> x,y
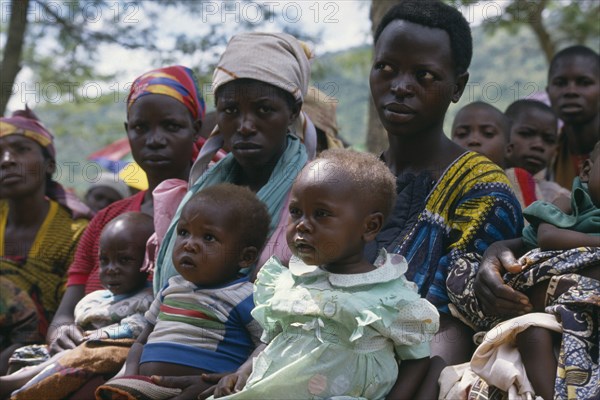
445,247 -> 600,400
10,339 -> 134,400
95,376 -> 181,400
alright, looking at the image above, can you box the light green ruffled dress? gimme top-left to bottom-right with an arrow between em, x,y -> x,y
221,250 -> 439,400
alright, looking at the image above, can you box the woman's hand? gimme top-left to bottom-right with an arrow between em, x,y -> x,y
46,285 -> 85,354
474,239 -> 532,318
47,324 -> 84,354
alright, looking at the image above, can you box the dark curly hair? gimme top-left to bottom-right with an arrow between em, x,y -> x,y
374,0 -> 472,75
548,45 -> 600,78
313,149 -> 397,221
189,183 -> 271,251
505,100 -> 556,126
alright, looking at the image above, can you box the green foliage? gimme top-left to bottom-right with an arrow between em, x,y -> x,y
312,24 -> 552,145
28,1 -> 597,192
451,0 -> 599,60
2,0 -> 320,112
444,25 -> 548,135
35,92 -> 126,195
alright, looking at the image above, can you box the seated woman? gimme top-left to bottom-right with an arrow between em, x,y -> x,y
149,31 -> 315,398
366,2 -> 523,398
448,141 -> 599,399
46,65 -> 207,356
0,108 -> 90,374
1,212 -> 154,400
153,31 -> 315,292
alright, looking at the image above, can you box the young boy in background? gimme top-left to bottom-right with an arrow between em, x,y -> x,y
451,101 -> 510,168
505,99 -> 570,205
546,45 -> 599,189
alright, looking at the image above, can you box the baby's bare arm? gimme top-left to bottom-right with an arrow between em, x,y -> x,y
124,323 -> 153,376
537,223 -> 600,251
385,357 -> 429,400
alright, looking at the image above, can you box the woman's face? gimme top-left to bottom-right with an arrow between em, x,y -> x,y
370,20 -> 467,139
0,135 -> 54,199
216,80 -> 299,169
125,94 -> 200,182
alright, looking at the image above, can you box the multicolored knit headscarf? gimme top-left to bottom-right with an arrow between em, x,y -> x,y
0,107 -> 56,159
127,65 -> 206,121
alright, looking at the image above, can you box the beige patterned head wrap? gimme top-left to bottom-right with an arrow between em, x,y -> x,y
212,32 -> 312,102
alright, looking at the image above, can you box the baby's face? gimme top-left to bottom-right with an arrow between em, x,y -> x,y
99,225 -> 148,295
451,106 -> 508,167
286,161 -> 369,270
172,198 -> 243,286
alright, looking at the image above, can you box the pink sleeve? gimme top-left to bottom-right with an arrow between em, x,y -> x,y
257,192 -> 292,269
66,213 -> 104,286
142,179 -> 188,273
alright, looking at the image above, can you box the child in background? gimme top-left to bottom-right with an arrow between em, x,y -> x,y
451,101 -> 510,167
84,175 -> 131,214
546,45 -> 599,189
97,184 -> 267,399
1,212 -> 154,399
450,99 -> 542,209
212,150 -> 439,399
505,99 -> 570,204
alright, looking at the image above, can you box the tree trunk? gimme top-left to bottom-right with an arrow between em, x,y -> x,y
366,0 -> 401,154
1,0 -> 30,116
523,0 -> 555,63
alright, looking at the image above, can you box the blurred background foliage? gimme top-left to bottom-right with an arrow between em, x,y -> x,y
1,0 -> 598,192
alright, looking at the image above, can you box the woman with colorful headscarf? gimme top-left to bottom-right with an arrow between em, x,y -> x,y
153,32 -> 315,293
46,65 -> 206,355
0,107 -> 90,372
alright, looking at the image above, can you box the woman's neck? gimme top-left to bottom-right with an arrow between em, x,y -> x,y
6,193 -> 49,227
384,131 -> 463,179
564,114 -> 600,155
236,163 -> 276,193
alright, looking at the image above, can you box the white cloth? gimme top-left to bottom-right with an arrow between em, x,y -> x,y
470,313 -> 561,399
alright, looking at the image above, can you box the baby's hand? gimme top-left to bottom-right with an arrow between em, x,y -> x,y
504,258 -> 524,274
83,329 -> 108,341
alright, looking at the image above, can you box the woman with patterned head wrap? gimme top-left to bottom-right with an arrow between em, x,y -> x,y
154,32 -> 316,294
46,65 -> 206,356
0,107 -> 90,373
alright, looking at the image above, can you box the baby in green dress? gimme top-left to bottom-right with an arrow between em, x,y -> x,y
212,149 -> 440,399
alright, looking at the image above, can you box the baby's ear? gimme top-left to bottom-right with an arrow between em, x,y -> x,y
580,159 -> 593,183
363,212 -> 384,242
238,246 -> 259,268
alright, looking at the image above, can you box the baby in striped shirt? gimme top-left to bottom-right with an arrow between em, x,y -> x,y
117,184 -> 269,395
